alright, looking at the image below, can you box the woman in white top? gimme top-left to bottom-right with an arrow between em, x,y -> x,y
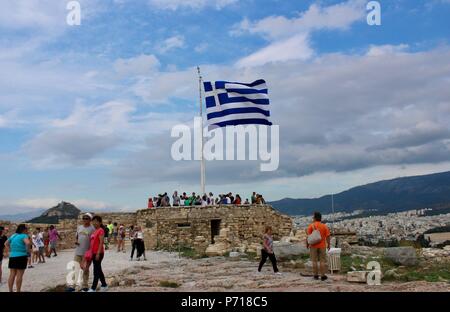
135,227 -> 147,261
31,231 -> 40,266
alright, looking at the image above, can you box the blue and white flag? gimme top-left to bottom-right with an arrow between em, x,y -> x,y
203,79 -> 272,128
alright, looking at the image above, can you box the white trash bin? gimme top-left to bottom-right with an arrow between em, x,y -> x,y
327,248 -> 341,274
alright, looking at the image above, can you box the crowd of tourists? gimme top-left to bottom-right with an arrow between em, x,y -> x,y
0,224 -> 62,292
0,213 -> 148,292
148,191 -> 266,208
0,209 -> 331,292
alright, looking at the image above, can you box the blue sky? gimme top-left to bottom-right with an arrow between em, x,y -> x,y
0,0 -> 450,214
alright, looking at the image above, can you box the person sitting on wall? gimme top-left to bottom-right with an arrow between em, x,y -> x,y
233,194 -> 242,205
201,194 -> 208,206
216,194 -> 222,205
259,194 -> 266,204
164,193 -> 170,207
220,195 -> 228,205
172,191 -> 180,207
184,195 -> 191,206
207,192 -> 214,205
160,193 -> 170,207
244,198 -> 250,205
188,193 -> 197,206
147,198 -> 154,209
251,192 -> 257,204
228,193 -> 234,203
255,194 -> 266,205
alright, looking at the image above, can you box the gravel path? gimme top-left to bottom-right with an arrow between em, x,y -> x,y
1,250 -> 448,292
0,248 -> 178,292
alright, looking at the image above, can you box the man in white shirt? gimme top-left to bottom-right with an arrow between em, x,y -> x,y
67,213 -> 95,292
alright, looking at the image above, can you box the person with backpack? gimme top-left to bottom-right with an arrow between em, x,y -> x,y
306,212 -> 331,281
117,224 -> 126,253
103,222 -> 110,250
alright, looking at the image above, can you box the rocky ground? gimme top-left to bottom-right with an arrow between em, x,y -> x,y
111,255 -> 449,292
1,248 -> 448,292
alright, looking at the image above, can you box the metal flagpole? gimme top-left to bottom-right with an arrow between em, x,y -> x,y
197,66 -> 206,195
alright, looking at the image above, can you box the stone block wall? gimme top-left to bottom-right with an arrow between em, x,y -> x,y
3,205 -> 292,255
135,204 -> 293,252
0,219 -> 79,250
81,212 -> 137,227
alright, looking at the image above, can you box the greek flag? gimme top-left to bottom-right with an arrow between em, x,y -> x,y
203,79 -> 272,128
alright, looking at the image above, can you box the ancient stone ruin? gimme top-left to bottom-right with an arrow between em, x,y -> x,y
2,204 -> 292,256
91,204 -> 293,255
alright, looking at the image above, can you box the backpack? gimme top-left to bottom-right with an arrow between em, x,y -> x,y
103,225 -> 109,238
307,223 -> 322,245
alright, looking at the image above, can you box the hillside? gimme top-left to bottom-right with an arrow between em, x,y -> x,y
27,201 -> 81,224
270,171 -> 450,216
0,209 -> 45,222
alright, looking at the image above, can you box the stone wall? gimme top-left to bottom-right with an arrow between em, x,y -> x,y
0,219 -> 79,250
3,205 -> 292,255
80,212 -> 137,227
135,204 -> 293,253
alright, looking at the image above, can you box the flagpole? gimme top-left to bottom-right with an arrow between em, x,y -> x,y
197,66 -> 206,195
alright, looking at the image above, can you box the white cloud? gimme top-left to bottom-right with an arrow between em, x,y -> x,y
114,54 -> 160,76
148,0 -> 237,10
367,44 -> 409,57
131,68 -> 197,102
22,99 -> 188,169
24,101 -> 135,169
232,0 -> 365,67
0,115 -> 6,128
236,33 -> 314,67
195,42 -> 209,53
0,0 -> 65,30
0,0 -> 101,32
157,35 -> 185,53
232,0 -> 364,40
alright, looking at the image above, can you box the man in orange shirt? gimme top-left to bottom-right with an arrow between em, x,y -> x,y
306,212 -> 331,281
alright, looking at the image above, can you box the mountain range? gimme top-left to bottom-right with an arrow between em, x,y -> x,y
269,171 -> 450,216
2,171 -> 450,221
0,209 -> 46,222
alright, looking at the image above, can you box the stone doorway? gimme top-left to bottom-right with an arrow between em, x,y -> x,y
211,219 -> 221,244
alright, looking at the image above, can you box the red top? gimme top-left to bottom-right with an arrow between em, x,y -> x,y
234,198 -> 241,205
148,198 -> 153,208
90,228 -> 104,254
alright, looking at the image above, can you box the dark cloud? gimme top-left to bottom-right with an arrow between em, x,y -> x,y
114,48 -> 450,185
24,129 -> 120,167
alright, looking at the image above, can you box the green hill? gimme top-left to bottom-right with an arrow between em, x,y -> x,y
27,201 -> 81,224
269,171 -> 450,216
